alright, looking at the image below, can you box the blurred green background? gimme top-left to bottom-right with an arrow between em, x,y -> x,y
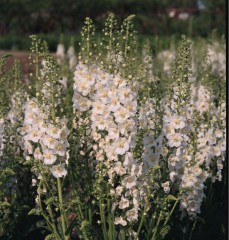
0,0 -> 225,51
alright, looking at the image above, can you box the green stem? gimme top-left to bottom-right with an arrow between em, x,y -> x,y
177,76 -> 183,114
207,91 -> 212,129
164,198 -> 179,226
108,24 -> 113,67
151,211 -> 162,240
108,199 -> 115,240
124,28 -> 129,60
135,205 -> 148,240
57,178 -> 69,240
51,80 -> 56,120
99,198 -> 107,239
86,22 -> 90,60
88,207 -> 92,225
46,192 -> 60,239
121,228 -> 126,240
35,42 -> 39,93
38,182 -> 60,239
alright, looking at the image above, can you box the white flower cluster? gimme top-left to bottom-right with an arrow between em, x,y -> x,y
7,91 -> 27,126
139,98 -> 157,130
196,125 -> 225,181
163,106 -> 192,182
56,42 -> 77,74
207,42 -> 226,78
19,99 -> 69,178
190,85 -> 212,114
72,62 -> 96,112
73,62 -> 142,226
139,98 -> 165,173
142,48 -> 154,82
141,97 -> 206,217
191,85 -> 226,181
67,45 -> 77,70
56,43 -> 65,65
140,81 -> 226,218
179,164 -> 208,218
157,50 -> 176,73
0,118 -> 4,157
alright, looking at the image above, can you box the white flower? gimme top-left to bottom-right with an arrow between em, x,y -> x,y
59,76 -> 68,89
212,146 -> 221,157
181,174 -> 196,188
118,87 -> 135,104
113,76 -> 127,87
167,133 -> 183,148
126,208 -> 138,222
47,124 -> 60,139
122,175 -> 136,189
93,115 -> 108,130
113,137 -> 130,155
170,171 -> 177,182
114,216 -> 127,226
34,147 -> 43,160
109,95 -> 121,112
215,129 -> 223,138
114,162 -> 126,176
168,155 -> 180,167
20,124 -> 32,135
107,125 -> 119,140
197,137 -> 207,148
56,44 -> 65,60
43,149 -> 57,165
59,126 -> 70,140
114,106 -> 130,124
42,135 -> 57,149
38,121 -> 48,133
73,92 -> 91,111
159,146 -> 169,157
123,152 -> 134,168
32,116 -> 43,127
124,100 -> 137,116
164,125 -> 175,135
50,164 -> 67,178
97,71 -> 110,86
96,88 -> 110,104
170,115 -> 186,129
32,179 -> 37,186
162,181 -> 170,193
119,196 -> 130,209
77,80 -> 92,96
218,139 -> 226,152
192,165 -> 202,177
116,186 -> 124,196
24,112 -> 36,124
92,101 -> 108,115
118,119 -> 136,136
27,129 -> 42,143
104,145 -> 118,161
24,141 -> 33,154
55,141 -> 68,156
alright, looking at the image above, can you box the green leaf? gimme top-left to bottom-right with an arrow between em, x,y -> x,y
45,234 -> 55,240
28,208 -> 39,215
159,225 -> 171,239
167,195 -> 178,201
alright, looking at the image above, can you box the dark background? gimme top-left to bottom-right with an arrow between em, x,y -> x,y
0,0 -> 226,51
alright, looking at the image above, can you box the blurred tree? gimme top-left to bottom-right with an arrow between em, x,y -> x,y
0,0 -> 225,39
